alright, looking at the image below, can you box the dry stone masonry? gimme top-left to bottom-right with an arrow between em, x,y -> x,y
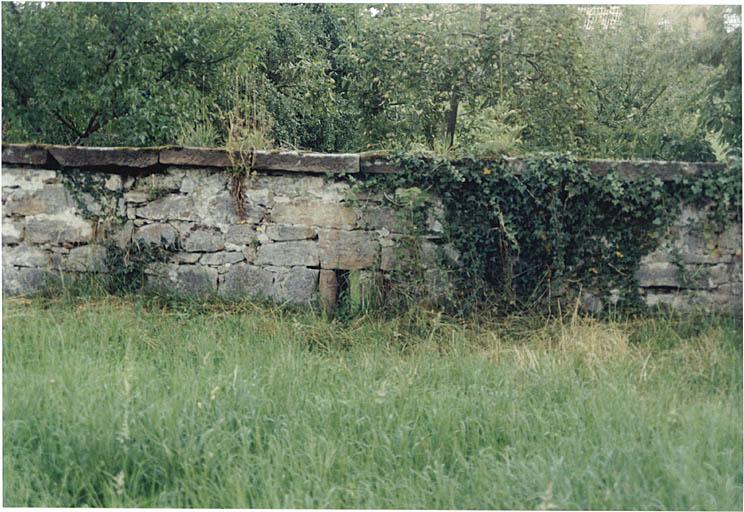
2,144 -> 741,312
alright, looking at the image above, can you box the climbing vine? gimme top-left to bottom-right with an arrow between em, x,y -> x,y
355,153 -> 741,314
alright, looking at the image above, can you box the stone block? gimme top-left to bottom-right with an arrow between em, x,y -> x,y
3,219 -> 23,244
218,263 -> 273,299
136,196 -> 195,221
253,150 -> 359,174
636,262 -> 680,288
159,146 -> 234,167
226,224 -> 258,245
266,224 -> 316,242
134,223 -> 177,247
104,174 -> 123,191
123,191 -> 150,204
271,266 -> 319,304
319,269 -> 338,314
111,221 -> 134,249
271,201 -> 357,229
3,245 -> 49,267
200,252 -> 245,266
192,190 -> 244,226
2,144 -> 48,166
64,244 -> 108,273
360,152 -> 399,174
356,205 -> 401,231
319,229 -> 379,270
2,265 -> 48,295
48,146 -> 158,168
181,227 -> 224,252
255,240 -> 319,267
170,252 -> 202,264
3,185 -> 75,217
147,264 -> 218,297
2,168 -> 57,190
24,213 -> 93,244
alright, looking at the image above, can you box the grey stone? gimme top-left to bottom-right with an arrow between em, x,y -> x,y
271,266 -> 319,304
170,252 -> 202,264
3,185 -> 74,217
179,170 -> 228,195
2,168 -> 57,190
218,263 -> 274,299
192,190 -> 243,226
636,262 -> 680,288
271,201 -> 357,229
134,223 -> 177,247
123,191 -> 150,204
3,245 -> 49,267
136,196 -> 195,221
356,205 -> 400,231
147,264 -> 217,297
64,244 -> 108,273
319,229 -> 379,270
3,219 -> 23,244
160,147 -> 234,167
226,224 -> 258,245
24,213 -> 93,244
266,224 -> 316,242
200,252 -> 245,266
181,228 -> 224,252
255,240 -> 319,267
2,265 -> 48,295
104,174 -> 123,191
112,221 -> 134,249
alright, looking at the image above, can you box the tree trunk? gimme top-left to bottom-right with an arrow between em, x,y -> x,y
446,92 -> 459,149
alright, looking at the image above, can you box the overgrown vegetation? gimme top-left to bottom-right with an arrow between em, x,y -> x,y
2,4 -> 740,160
354,154 -> 742,315
3,297 -> 741,508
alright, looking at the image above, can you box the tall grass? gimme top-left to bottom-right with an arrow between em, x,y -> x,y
3,296 -> 742,509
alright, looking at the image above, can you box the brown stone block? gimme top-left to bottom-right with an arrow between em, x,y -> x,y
159,146 -> 236,167
319,229 -> 379,270
319,269 -> 338,314
2,144 -> 48,165
48,146 -> 159,168
253,150 -> 359,174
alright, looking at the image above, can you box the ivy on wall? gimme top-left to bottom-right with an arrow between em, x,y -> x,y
358,154 -> 742,314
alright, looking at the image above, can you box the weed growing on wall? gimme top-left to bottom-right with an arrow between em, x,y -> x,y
357,153 -> 742,315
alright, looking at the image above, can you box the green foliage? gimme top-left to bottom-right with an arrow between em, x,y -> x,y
2,4 -> 740,159
359,153 -> 741,314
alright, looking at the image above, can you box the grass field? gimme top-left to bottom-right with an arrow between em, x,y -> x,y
3,295 -> 742,509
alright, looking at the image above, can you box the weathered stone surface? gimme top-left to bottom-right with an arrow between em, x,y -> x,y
64,244 -> 108,272
192,190 -> 243,226
134,223 -> 177,247
2,168 -> 57,189
136,196 -> 195,221
272,201 -> 356,229
226,224 -> 258,245
2,265 -> 48,295
2,144 -> 48,166
200,251 -> 245,266
253,150 -> 359,174
319,269 -> 338,313
160,147 -> 234,167
360,152 -> 398,174
170,252 -> 202,264
181,227 -> 224,252
636,262 -> 680,288
266,224 -> 316,242
3,219 -> 23,244
3,245 -> 49,267
147,264 -> 218,296
255,240 -> 319,267
271,266 -> 319,304
218,263 -> 273,299
3,185 -> 75,217
123,191 -> 150,204
104,174 -> 123,191
24,213 -> 93,244
111,221 -> 134,249
48,146 -> 158,168
179,170 -> 228,195
319,229 -> 379,270
356,205 -> 400,231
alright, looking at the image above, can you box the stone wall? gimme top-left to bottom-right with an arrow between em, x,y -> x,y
2,144 -> 741,312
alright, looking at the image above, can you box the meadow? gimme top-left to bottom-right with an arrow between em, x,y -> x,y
3,294 -> 742,509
